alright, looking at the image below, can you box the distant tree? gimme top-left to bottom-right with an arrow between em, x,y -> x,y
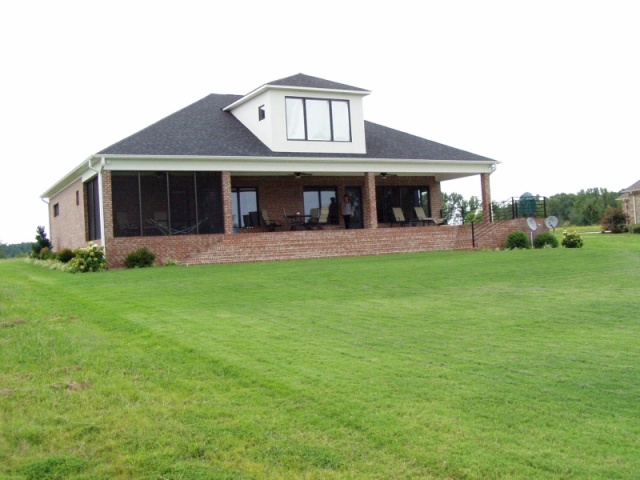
547,188 -> 620,226
442,193 -> 481,225
0,242 -> 6,259
547,193 -> 577,224
5,242 -> 32,258
581,199 -> 601,225
442,192 -> 461,224
31,226 -> 53,258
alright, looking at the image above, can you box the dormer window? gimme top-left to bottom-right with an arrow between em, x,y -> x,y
285,97 -> 351,142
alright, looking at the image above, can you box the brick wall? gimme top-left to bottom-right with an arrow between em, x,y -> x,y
104,219 -> 547,268
48,178 -> 87,251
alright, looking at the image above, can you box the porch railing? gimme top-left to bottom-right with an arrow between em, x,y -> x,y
490,195 -> 547,221
471,195 -> 548,247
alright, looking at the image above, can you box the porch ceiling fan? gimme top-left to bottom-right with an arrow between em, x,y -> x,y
377,172 -> 398,179
291,172 -> 313,178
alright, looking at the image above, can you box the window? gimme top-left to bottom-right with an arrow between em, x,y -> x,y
53,203 -> 60,217
111,171 -> 223,237
231,187 -> 258,228
303,187 -> 337,218
86,176 -> 101,241
376,186 -> 430,224
258,105 -> 266,121
285,97 -> 351,142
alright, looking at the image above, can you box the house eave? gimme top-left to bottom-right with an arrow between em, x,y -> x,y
40,155 -> 103,200
94,154 -> 497,180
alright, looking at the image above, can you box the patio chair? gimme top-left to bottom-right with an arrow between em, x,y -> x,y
261,210 -> 282,231
413,206 -> 436,225
306,208 -> 320,229
317,206 -> 329,227
391,207 -> 415,227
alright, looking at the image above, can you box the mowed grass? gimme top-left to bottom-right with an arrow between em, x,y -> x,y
1,234 -> 639,479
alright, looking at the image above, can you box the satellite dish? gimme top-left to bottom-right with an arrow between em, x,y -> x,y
527,217 -> 538,231
545,216 -> 558,229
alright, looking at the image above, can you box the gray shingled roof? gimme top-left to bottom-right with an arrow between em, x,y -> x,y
265,73 -> 370,93
98,92 -> 494,162
621,179 -> 640,193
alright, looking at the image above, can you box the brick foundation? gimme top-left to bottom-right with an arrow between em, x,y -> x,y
105,218 -> 542,268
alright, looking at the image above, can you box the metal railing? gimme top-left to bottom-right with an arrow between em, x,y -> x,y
490,196 -> 547,222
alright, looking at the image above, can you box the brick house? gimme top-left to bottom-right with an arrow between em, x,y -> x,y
618,179 -> 640,225
42,74 -> 509,267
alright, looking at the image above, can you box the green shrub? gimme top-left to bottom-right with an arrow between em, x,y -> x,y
533,232 -> 559,249
504,231 -> 530,250
38,247 -> 56,260
561,230 -> 584,248
57,248 -> 75,263
630,224 -> 640,234
124,246 -> 156,268
68,243 -> 108,273
600,206 -> 628,233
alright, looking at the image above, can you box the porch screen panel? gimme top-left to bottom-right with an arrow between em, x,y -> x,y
140,172 -> 169,236
306,99 -> 331,141
331,100 -> 351,141
286,98 -> 305,140
196,172 -> 223,233
169,173 -> 197,233
376,186 -> 430,223
112,172 -> 141,237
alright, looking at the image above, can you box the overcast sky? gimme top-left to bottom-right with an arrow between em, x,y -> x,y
1,0 -> 638,244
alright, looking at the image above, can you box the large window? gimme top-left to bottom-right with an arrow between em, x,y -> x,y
286,97 -> 351,142
231,188 -> 258,228
86,176 -> 101,241
303,187 -> 336,214
111,171 -> 223,237
376,186 -> 430,224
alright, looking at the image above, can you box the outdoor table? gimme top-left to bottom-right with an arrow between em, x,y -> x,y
286,213 -> 311,230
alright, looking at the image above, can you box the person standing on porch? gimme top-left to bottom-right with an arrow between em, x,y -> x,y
342,194 -> 352,229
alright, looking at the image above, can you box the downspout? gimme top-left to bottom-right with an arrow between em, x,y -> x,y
88,157 -> 106,250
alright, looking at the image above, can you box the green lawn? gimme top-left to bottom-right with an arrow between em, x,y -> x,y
1,234 -> 639,479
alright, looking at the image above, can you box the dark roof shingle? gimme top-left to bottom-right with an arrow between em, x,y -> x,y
265,73 -> 369,93
99,92 -> 494,162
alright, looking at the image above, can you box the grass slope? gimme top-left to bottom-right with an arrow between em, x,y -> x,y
1,234 -> 639,479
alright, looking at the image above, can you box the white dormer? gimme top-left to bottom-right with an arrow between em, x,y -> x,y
223,74 -> 370,154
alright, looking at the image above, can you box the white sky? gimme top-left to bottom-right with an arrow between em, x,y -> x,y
1,0 -> 638,244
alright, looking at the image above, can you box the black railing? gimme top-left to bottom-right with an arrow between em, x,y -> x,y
490,196 -> 547,221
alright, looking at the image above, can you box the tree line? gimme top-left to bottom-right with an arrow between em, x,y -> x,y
442,187 -> 622,226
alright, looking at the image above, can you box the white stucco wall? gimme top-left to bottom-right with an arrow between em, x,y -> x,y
229,88 -> 367,155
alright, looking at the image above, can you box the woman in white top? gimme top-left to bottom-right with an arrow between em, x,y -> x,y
342,194 -> 352,229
